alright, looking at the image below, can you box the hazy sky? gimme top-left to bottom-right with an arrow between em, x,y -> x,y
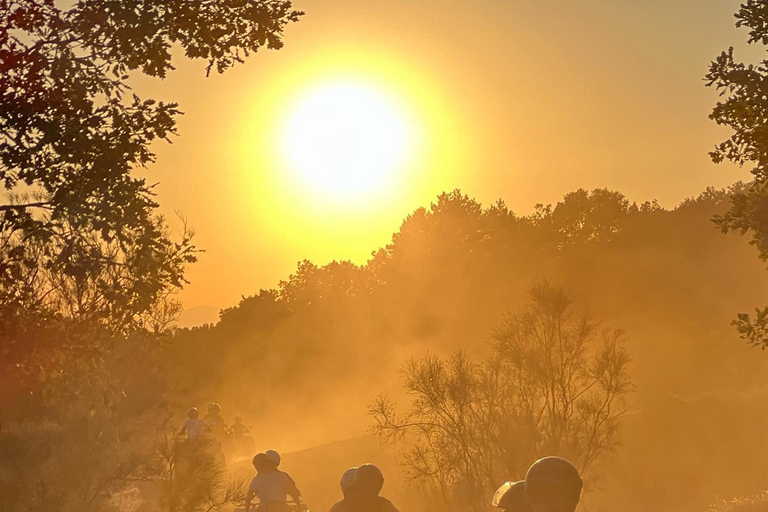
135,0 -> 756,309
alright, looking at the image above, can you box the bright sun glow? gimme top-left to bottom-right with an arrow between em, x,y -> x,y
233,46 -> 467,263
280,82 -> 414,199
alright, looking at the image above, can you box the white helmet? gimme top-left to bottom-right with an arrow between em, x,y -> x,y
340,467 -> 358,493
265,449 -> 281,466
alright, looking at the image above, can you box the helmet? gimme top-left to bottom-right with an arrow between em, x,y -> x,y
525,457 -> 582,508
340,467 -> 358,493
354,463 -> 384,495
235,415 -> 242,423
252,452 -> 276,472
187,407 -> 199,419
208,403 -> 221,414
265,449 -> 281,467
492,481 -> 528,510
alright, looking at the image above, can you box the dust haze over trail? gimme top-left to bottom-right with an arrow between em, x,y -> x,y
166,186 -> 768,512
6,1 -> 768,512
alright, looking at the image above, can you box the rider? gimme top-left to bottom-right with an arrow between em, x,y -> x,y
246,452 -> 303,512
329,464 -> 399,512
178,407 -> 207,442
329,467 -> 357,512
203,402 -> 228,437
492,480 -> 530,512
523,457 -> 582,512
229,415 -> 251,439
265,450 -> 299,489
203,402 -> 233,458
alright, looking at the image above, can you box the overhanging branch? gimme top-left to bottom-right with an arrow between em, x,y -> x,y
0,202 -> 53,212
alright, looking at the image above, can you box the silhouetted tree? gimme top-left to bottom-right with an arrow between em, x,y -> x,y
549,188 -> 632,245
0,2 -> 303,510
155,435 -> 247,512
706,1 -> 768,347
370,283 -> 631,512
0,0 -> 302,327
0,329 -> 174,511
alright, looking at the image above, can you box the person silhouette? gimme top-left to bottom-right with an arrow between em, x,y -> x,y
493,457 -> 581,512
246,452 -> 302,512
328,464 -> 399,512
178,407 -> 207,442
523,457 -> 582,512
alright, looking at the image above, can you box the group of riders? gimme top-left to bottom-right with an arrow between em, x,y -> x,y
179,402 -> 255,462
179,403 -> 584,512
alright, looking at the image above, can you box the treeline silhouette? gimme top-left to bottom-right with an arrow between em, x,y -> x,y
167,186 -> 768,512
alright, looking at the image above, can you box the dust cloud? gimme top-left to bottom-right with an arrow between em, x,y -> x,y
159,187 -> 768,512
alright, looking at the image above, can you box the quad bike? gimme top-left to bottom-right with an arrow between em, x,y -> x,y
230,432 -> 256,459
224,422 -> 256,460
173,434 -> 226,472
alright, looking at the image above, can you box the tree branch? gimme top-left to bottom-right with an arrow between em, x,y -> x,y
0,201 -> 53,212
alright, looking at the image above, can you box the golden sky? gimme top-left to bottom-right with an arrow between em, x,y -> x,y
134,0 -> 754,309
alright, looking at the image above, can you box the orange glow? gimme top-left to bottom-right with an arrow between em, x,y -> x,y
228,46 -> 470,263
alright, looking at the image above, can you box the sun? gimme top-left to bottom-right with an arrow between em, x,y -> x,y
280,81 -> 414,199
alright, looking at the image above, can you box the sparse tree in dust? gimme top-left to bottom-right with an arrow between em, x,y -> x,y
155,435 -> 247,512
370,282 -> 631,512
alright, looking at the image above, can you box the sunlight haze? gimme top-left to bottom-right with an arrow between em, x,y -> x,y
131,0 -> 753,309
9,2 -> 768,512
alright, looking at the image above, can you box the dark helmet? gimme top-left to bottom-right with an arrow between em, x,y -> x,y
354,463 -> 384,495
187,407 -> 199,419
208,403 -> 221,415
524,457 -> 582,509
340,467 -> 358,494
252,452 -> 277,472
492,481 -> 529,511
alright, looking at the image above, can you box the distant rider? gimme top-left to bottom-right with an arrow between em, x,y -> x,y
178,407 -> 208,442
203,402 -> 228,438
229,415 -> 251,439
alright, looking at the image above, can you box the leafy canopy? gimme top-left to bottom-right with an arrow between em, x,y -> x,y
706,0 -> 768,347
0,0 -> 302,328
